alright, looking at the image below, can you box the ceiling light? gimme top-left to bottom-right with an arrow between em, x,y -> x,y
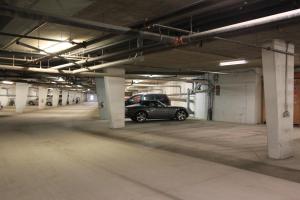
77,85 -> 83,88
43,42 -> 73,53
57,77 -> 65,82
219,59 -> 248,66
132,80 -> 143,84
2,80 -> 14,85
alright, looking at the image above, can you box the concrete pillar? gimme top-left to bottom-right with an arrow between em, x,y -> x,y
96,78 -> 108,120
52,89 -> 60,107
61,90 -> 68,106
15,83 -> 29,113
104,68 -> 125,128
194,85 -> 208,120
38,86 -> 47,109
262,39 -> 294,159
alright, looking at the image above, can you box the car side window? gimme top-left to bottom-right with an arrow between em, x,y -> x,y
132,95 -> 141,103
149,101 -> 163,108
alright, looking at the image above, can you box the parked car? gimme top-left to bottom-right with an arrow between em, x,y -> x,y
125,94 -> 171,106
28,98 -> 38,106
125,100 -> 188,123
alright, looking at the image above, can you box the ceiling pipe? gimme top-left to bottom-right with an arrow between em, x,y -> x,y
72,56 -> 142,74
16,41 -> 82,68
0,31 -> 80,44
181,8 -> 300,43
0,64 -> 122,77
52,43 -> 160,70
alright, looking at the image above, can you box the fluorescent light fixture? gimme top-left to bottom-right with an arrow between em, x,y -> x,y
57,77 -> 65,82
44,42 -> 73,53
133,80 -> 143,84
51,81 -> 56,84
219,59 -> 248,66
77,85 -> 83,88
2,80 -> 14,85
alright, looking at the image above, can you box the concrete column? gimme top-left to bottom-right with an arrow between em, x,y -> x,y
15,83 -> 29,113
96,78 -> 108,120
38,86 -> 47,109
194,86 -> 209,120
262,39 -> 294,159
52,89 -> 60,107
104,68 -> 125,128
69,91 -> 75,104
61,90 -> 68,106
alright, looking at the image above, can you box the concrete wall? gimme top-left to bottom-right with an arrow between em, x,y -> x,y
0,85 -> 15,106
213,69 -> 262,124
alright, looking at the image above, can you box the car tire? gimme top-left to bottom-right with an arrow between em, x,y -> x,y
176,110 -> 187,121
135,111 -> 147,123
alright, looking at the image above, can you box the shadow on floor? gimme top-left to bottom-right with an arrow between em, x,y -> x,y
73,125 -> 300,184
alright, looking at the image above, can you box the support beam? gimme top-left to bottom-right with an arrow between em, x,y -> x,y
104,68 -> 126,128
61,90 -> 68,106
96,78 -> 108,120
15,83 -> 29,113
194,89 -> 208,120
38,86 -> 47,109
262,39 -> 294,159
52,89 -> 60,107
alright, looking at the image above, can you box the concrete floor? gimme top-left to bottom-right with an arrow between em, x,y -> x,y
1,103 -> 300,200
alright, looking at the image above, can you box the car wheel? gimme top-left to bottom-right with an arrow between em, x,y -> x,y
135,111 -> 147,123
176,110 -> 187,121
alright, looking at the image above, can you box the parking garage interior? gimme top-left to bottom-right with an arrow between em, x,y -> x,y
1,0 -> 300,199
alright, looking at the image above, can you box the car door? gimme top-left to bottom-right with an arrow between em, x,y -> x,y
156,101 -> 174,119
145,101 -> 160,119
149,101 -> 171,119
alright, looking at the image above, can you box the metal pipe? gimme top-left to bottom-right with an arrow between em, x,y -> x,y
153,24 -> 192,34
72,56 -> 142,74
181,8 -> 300,43
0,31 -> 80,44
16,41 -> 82,67
0,64 -> 121,77
52,45 -> 153,70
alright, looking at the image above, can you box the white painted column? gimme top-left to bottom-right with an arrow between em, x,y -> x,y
38,86 -> 47,109
194,85 -> 209,120
61,90 -> 68,106
15,83 -> 29,113
52,89 -> 60,107
69,91 -> 74,104
96,77 -> 108,120
104,68 -> 125,128
262,39 -> 294,159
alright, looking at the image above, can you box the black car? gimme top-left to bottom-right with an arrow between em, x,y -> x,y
125,94 -> 171,106
126,100 -> 189,123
